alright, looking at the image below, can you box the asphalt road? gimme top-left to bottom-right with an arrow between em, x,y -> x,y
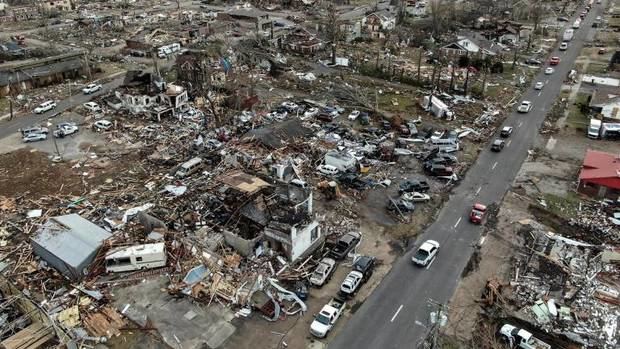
328,4 -> 602,349
0,75 -> 125,139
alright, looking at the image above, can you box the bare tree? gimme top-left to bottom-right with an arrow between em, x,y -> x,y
429,0 -> 445,37
323,3 -> 343,65
527,4 -> 544,51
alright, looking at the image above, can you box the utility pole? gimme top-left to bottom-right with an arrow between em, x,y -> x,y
417,299 -> 448,349
417,46 -> 423,82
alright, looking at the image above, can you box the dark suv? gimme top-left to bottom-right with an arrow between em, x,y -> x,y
399,179 -> 430,193
353,256 -> 376,281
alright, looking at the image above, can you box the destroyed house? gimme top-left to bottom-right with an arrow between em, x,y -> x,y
285,28 -> 324,55
242,118 -> 312,149
31,214 -> 112,281
578,150 -> 620,198
441,31 -> 502,58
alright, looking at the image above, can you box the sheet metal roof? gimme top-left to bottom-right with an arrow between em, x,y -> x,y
32,214 -> 111,268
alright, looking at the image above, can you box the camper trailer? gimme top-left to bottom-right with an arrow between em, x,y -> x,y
105,242 -> 167,273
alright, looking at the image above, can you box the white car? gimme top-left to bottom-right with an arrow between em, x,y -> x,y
83,102 -> 102,112
33,100 -> 57,114
303,107 -> 319,119
316,164 -> 339,176
23,133 -> 47,143
54,123 -> 78,138
534,82 -> 544,90
401,192 -> 431,202
281,101 -> 298,112
348,110 -> 361,120
559,42 -> 568,51
545,67 -> 554,75
310,258 -> 336,287
82,83 -> 102,94
94,120 -> 113,131
517,101 -> 532,113
340,270 -> 363,296
411,240 -> 440,266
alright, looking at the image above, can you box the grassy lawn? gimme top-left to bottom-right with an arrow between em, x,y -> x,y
585,63 -> 608,75
566,92 -> 590,129
542,192 -> 582,219
0,97 -> 9,115
377,93 -> 416,114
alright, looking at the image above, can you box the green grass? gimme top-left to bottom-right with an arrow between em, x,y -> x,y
542,192 -> 582,218
566,92 -> 590,129
377,93 -> 416,113
0,97 -> 9,115
585,63 -> 608,74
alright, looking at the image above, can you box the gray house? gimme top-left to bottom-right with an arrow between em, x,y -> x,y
31,214 -> 111,281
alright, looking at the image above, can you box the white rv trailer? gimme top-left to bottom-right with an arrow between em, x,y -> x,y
105,242 -> 167,273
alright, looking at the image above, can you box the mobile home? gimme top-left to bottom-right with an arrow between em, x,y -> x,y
105,242 -> 167,273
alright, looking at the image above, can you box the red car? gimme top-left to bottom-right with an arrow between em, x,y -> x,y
549,57 -> 560,65
469,203 -> 487,224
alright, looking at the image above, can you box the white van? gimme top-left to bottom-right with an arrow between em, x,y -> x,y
430,138 -> 458,146
105,242 -> 167,273
175,157 -> 203,178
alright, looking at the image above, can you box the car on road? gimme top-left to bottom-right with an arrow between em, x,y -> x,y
310,257 -> 337,287
559,42 -> 569,51
534,82 -> 544,90
339,270 -> 364,297
517,101 -> 532,113
491,139 -> 505,152
316,164 -> 339,176
353,256 -> 376,281
94,120 -> 113,131
545,67 -> 555,75
21,126 -> 49,136
348,110 -> 360,120
469,203 -> 487,224
411,240 -> 440,267
398,179 -> 430,193
500,126 -> 513,138
82,83 -> 102,94
83,102 -> 102,112
33,100 -> 57,114
401,192 -> 431,202
54,124 -> 78,138
387,198 -> 415,213
22,133 -> 47,143
549,56 -> 560,65
329,232 -> 361,260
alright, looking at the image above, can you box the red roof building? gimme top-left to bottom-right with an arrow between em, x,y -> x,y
578,150 -> 620,198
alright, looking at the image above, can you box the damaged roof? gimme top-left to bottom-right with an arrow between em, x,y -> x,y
579,150 -> 620,189
242,118 -> 312,149
217,171 -> 270,194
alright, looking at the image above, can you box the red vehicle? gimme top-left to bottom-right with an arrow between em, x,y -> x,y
549,57 -> 560,65
469,203 -> 487,224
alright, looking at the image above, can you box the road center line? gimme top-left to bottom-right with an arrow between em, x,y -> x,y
545,79 -> 549,84
426,257 -> 437,270
453,217 -> 462,229
492,162 -> 498,170
518,121 -> 523,128
475,186 -> 481,195
390,305 -> 404,322
537,91 -> 542,96
507,140 -> 512,147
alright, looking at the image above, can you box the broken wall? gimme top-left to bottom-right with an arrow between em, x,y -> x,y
223,230 -> 262,257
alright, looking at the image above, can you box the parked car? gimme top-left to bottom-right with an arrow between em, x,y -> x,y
557,16 -> 569,22
33,100 -> 56,114
524,58 -> 542,65
411,240 -> 440,267
348,110 -> 360,120
401,192 -> 431,202
399,179 -> 430,193
426,164 -> 454,176
491,139 -> 505,152
339,270 -> 364,296
22,133 -> 47,143
352,256 -> 376,280
310,258 -> 337,287
387,198 -> 415,212
499,324 -> 551,349
281,101 -> 298,112
544,67 -> 555,75
310,297 -> 346,338
21,126 -> 49,136
94,120 -> 113,131
83,102 -> 102,112
316,164 -> 339,176
500,126 -> 513,138
549,56 -> 561,65
359,112 -> 370,125
329,232 -> 361,260
534,82 -> 544,90
82,83 -> 102,94
559,42 -> 569,51
469,203 -> 487,224
517,101 -> 532,113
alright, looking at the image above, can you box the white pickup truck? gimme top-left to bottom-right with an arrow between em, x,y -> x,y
310,297 -> 346,338
499,324 -> 551,349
